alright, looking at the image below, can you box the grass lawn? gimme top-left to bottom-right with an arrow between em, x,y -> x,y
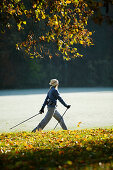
0,128 -> 113,169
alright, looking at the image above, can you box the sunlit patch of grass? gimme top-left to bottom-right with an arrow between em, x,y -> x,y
0,128 -> 113,169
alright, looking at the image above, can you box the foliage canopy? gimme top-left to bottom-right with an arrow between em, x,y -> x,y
0,0 -> 94,60
0,0 -> 113,60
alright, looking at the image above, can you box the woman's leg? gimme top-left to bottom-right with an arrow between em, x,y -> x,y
32,107 -> 55,132
53,109 -> 67,130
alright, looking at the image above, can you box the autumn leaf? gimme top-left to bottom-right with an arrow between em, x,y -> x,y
49,55 -> 52,59
89,32 -> 92,36
66,1 -> 71,4
41,36 -> 45,40
66,160 -> 73,165
80,40 -> 84,44
23,21 -> 26,25
77,122 -> 82,127
59,150 -> 64,155
33,4 -> 37,8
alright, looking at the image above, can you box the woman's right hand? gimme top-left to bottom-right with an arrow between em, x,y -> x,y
40,107 -> 44,114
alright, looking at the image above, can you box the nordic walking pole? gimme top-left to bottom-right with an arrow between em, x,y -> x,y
10,112 -> 40,130
53,108 -> 68,130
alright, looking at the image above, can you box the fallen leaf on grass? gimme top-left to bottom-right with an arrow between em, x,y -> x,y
77,122 -> 82,127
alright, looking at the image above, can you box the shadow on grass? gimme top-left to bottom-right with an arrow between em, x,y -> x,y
0,141 -> 113,170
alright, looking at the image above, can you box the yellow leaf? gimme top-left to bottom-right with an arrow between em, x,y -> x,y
42,11 -> 46,19
24,10 -> 27,14
10,9 -> 16,15
35,10 -> 39,19
89,32 -> 92,36
49,55 -> 52,59
30,56 -> 34,59
33,4 -> 37,8
77,122 -> 82,127
66,57 -> 71,61
17,23 -> 21,30
74,48 -> 77,51
66,1 -> 71,4
86,147 -> 92,151
41,36 -> 45,40
70,41 -> 74,45
66,58 -> 69,61
80,40 -> 84,44
42,15 -> 46,19
70,34 -> 73,38
23,21 -> 26,24
55,21 -> 58,26
66,160 -> 72,165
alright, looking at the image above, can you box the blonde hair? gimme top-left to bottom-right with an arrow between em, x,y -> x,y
49,79 -> 59,87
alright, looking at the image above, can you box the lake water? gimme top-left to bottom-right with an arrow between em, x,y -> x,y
0,88 -> 113,132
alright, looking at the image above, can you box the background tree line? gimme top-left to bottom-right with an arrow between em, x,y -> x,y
0,0 -> 113,89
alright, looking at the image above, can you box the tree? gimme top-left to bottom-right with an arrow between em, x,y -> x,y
1,0 -> 113,60
0,0 -> 94,60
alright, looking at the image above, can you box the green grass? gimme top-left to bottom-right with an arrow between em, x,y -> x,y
0,128 -> 113,169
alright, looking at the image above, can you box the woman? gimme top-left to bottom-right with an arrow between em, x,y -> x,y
32,79 -> 71,132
